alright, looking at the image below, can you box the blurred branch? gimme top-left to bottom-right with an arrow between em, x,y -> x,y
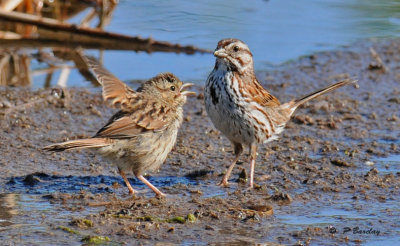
0,38 -> 209,54
0,0 -> 22,12
0,10 -> 212,54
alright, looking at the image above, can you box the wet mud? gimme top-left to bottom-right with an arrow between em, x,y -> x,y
0,39 -> 399,245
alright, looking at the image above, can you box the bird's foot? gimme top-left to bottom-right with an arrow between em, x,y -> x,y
127,186 -> 135,195
155,191 -> 167,198
218,179 -> 229,187
136,174 -> 166,198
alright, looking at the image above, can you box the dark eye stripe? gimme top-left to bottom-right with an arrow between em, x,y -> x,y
166,75 -> 175,83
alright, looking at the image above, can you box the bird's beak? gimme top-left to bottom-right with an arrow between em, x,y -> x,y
180,83 -> 196,96
214,49 -> 228,58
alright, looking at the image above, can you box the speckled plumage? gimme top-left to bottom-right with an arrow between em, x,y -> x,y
205,38 -> 355,188
44,57 -> 194,197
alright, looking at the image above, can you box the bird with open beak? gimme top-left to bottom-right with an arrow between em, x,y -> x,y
44,57 -> 195,197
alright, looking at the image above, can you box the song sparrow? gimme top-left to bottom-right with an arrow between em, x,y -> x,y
44,57 -> 195,197
204,38 -> 356,188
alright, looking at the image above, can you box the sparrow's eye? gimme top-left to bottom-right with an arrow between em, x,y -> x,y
170,86 -> 176,91
233,46 -> 240,52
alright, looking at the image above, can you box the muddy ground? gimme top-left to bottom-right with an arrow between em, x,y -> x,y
0,39 -> 399,245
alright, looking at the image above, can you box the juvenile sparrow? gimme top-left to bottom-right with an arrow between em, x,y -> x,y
204,38 -> 355,188
44,57 -> 194,197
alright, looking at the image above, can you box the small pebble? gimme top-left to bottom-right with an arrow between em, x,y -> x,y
365,161 -> 374,166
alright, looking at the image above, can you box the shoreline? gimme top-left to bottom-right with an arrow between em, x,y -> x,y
0,38 -> 399,245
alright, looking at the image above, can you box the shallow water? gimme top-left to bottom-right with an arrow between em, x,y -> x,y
0,193 -> 94,246
277,199 -> 400,245
1,154 -> 399,245
31,0 -> 400,87
2,1 -> 400,244
0,175 -> 199,245
372,155 -> 400,173
4,173 -> 198,195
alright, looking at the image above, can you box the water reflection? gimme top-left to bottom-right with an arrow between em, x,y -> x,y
0,0 -> 209,87
0,193 -> 96,245
0,193 -> 18,228
0,47 -> 101,87
0,0 -> 118,87
102,0 -> 400,83
2,0 -> 400,87
0,50 -> 30,86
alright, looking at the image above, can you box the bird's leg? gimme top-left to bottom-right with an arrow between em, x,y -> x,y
118,168 -> 135,195
136,174 -> 166,197
249,144 -> 258,189
219,143 -> 243,186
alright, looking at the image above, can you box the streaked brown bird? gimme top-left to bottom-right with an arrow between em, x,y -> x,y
44,57 -> 195,197
204,38 -> 356,188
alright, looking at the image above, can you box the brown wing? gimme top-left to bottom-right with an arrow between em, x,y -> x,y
94,98 -> 174,139
251,91 -> 280,107
243,76 -> 280,107
84,56 -> 136,107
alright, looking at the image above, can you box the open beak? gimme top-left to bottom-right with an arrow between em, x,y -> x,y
180,83 -> 196,96
214,49 -> 228,58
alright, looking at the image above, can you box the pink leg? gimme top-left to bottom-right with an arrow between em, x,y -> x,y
249,144 -> 258,189
219,143 -> 243,186
119,169 -> 135,195
136,175 -> 166,197
249,158 -> 255,188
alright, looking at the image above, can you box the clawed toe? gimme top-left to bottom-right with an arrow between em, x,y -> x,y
218,179 -> 229,187
155,192 -> 167,198
127,187 -> 135,195
242,184 -> 256,193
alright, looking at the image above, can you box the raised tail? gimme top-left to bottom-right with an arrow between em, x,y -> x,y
289,79 -> 357,110
43,138 -> 110,152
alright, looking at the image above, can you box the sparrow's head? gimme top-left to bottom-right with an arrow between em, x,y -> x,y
142,72 -> 195,107
213,38 -> 254,74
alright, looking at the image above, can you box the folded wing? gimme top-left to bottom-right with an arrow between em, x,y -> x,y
94,99 -> 174,139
